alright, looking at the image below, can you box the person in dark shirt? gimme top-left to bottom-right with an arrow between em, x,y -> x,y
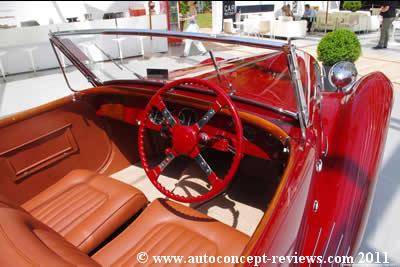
374,1 -> 398,49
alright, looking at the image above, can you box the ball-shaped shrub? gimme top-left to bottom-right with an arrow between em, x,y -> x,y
343,1 -> 362,12
317,29 -> 361,66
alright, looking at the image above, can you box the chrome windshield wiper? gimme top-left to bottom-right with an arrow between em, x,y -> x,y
208,50 -> 236,96
94,43 -> 144,80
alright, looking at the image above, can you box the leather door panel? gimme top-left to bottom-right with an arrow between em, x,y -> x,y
0,100 -> 112,204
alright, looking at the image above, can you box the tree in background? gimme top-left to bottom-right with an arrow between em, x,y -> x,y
343,1 -> 362,12
179,1 -> 189,15
203,1 -> 211,13
180,1 -> 211,15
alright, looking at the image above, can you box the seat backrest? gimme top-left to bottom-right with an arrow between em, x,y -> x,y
0,194 -> 20,209
258,20 -> 270,33
0,207 -> 99,267
279,15 -> 293,22
223,20 -> 233,34
356,11 -> 371,17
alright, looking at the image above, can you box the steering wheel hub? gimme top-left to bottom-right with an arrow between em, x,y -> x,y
171,124 -> 197,155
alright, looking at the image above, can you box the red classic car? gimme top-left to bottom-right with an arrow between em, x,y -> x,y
0,30 -> 393,266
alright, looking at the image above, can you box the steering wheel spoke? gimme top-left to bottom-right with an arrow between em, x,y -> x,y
194,153 -> 223,186
150,152 -> 175,180
144,117 -> 161,131
196,97 -> 224,130
153,95 -> 177,127
161,107 -> 177,127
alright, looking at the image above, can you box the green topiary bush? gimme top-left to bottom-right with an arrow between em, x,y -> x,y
343,1 -> 362,12
317,29 -> 361,66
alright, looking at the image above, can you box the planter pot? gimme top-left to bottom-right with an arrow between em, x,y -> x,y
323,65 -> 337,92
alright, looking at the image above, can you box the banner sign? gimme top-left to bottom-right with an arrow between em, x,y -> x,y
222,1 -> 236,20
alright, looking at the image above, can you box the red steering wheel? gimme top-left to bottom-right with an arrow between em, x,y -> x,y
138,78 -> 243,203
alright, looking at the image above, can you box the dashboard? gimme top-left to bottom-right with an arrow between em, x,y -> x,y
149,107 -> 199,127
96,101 -> 285,161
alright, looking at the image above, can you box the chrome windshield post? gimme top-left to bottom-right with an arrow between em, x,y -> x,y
287,45 -> 309,140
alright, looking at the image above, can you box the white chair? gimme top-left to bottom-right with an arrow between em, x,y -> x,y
356,11 -> 370,16
316,11 -> 334,31
258,19 -> 271,36
370,8 -> 381,16
261,12 -> 275,20
223,19 -> 237,34
271,19 -> 307,40
369,15 -> 380,31
0,51 -> 7,82
243,18 -> 260,37
22,47 -> 38,73
392,20 -> 400,40
315,11 -> 378,32
278,16 -> 293,22
393,20 -> 400,40
339,13 -> 361,32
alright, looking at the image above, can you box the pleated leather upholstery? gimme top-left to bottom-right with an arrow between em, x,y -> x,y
93,199 -> 249,266
22,169 -> 148,253
0,208 -> 100,267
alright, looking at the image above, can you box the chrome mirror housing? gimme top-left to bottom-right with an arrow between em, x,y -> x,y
328,61 -> 358,93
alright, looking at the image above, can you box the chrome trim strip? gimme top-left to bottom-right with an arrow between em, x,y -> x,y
50,29 -> 299,121
232,96 -> 298,119
332,234 -> 344,267
320,222 -> 336,267
50,29 -> 287,50
110,82 -> 298,120
287,45 -> 309,139
50,41 -> 76,92
341,246 -> 351,267
309,227 -> 322,267
171,83 -> 299,119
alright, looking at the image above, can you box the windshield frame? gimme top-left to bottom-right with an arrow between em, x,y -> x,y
49,29 -> 309,135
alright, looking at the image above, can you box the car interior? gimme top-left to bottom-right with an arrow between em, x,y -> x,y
0,42 -> 295,265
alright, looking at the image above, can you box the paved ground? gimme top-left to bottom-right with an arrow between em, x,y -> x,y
0,29 -> 399,262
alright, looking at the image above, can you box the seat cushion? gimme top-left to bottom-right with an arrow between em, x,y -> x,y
22,169 -> 148,254
0,208 -> 100,267
93,199 -> 250,266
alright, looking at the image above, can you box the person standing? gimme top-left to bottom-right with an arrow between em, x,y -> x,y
374,1 -> 398,49
285,4 -> 294,17
302,4 -> 316,32
181,1 -> 207,57
274,5 -> 285,19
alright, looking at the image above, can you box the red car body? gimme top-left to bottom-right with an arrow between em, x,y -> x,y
48,30 -> 393,265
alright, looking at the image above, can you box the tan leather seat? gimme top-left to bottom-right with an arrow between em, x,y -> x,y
0,208 -> 100,267
6,169 -> 148,253
0,199 -> 249,266
92,199 -> 250,266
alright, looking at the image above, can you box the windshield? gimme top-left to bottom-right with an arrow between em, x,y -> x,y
52,30 -> 301,114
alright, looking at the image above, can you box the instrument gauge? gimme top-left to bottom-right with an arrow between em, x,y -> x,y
178,108 -> 198,126
149,107 -> 164,125
243,125 -> 257,141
